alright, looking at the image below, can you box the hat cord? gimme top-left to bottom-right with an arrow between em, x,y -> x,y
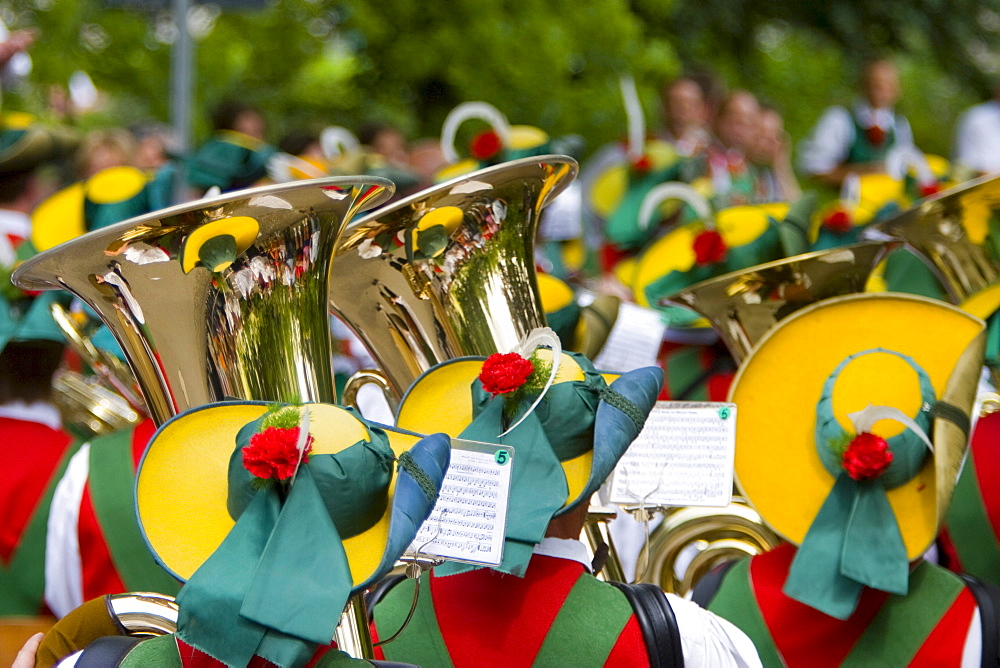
397,451 -> 439,504
598,386 -> 646,431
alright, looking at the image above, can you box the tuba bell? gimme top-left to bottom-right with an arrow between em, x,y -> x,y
13,177 -> 392,423
330,155 -> 577,403
12,176 -> 394,659
633,240 -> 895,594
663,240 -> 897,363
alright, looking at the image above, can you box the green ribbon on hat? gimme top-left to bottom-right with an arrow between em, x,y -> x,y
644,218 -> 783,327
176,407 -> 395,667
544,301 -> 582,357
783,348 -> 935,620
187,134 -> 277,192
438,352 -> 608,578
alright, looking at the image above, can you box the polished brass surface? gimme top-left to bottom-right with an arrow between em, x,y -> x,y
107,592 -> 179,637
52,369 -> 141,437
13,177 -> 392,425
329,156 -> 577,400
583,508 -> 627,583
342,368 -> 398,414
663,241 -> 896,363
335,595 -> 375,660
50,302 -> 147,415
868,173 -> 1000,303
637,501 -> 781,595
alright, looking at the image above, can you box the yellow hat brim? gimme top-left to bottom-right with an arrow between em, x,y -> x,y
396,352 -> 594,508
729,293 -> 985,559
136,402 -> 421,583
631,203 -> 787,307
31,183 -> 86,251
86,166 -> 149,205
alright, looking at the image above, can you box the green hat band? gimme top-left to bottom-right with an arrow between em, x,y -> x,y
784,348 -> 935,620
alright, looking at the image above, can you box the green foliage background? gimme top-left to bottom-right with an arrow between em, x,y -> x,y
3,0 -> 997,160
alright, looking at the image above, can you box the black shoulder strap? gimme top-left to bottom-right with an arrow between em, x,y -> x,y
960,574 -> 1000,668
610,581 -> 684,668
75,635 -> 143,667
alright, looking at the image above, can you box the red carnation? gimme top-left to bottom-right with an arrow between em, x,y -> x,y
919,183 -> 942,198
479,352 -> 535,397
842,432 -> 894,481
692,229 -> 727,266
632,154 -> 653,173
865,125 -> 887,148
823,208 -> 853,235
470,130 -> 503,161
242,426 -> 313,481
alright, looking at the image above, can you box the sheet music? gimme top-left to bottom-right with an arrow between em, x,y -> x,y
593,303 -> 667,372
408,439 -> 513,566
609,402 -> 736,507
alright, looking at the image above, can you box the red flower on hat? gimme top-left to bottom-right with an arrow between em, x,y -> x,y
479,352 -> 535,397
243,426 -> 313,481
631,154 -> 653,173
823,208 -> 853,235
865,125 -> 887,148
842,432 -> 894,481
693,229 -> 727,266
470,130 -> 503,161
919,183 -> 942,198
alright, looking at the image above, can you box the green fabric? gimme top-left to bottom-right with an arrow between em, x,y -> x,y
605,162 -> 684,251
187,136 -> 276,191
842,562 -> 964,666
83,191 -> 152,232
533,572 -> 633,667
0,128 -> 26,153
846,113 -> 897,165
786,348 -> 935,619
179,413 -> 397,666
197,234 -> 238,272
449,402 -> 567,577
665,347 -> 709,401
88,428 -> 180,596
545,301 -> 581,350
0,439 -> 80,615
120,633 -> 183,667
644,217 -> 783,313
945,454 -> 1000,585
707,558 -> 785,668
375,575 -> 454,667
883,249 -> 947,301
0,290 -> 68,354
987,312 -> 1000,373
779,191 -> 819,256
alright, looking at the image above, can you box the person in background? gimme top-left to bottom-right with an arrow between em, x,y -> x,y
186,100 -> 276,193
357,121 -> 410,170
73,129 -> 135,180
749,105 -> 801,202
659,76 -> 713,158
953,82 -> 1000,178
708,89 -> 761,207
798,58 -> 915,188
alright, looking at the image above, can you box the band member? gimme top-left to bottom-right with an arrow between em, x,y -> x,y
798,58 -> 915,188
31,402 -> 450,666
373,347 -> 761,666
697,294 -> 999,666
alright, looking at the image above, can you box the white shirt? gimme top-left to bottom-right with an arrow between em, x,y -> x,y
954,100 -> 1000,175
798,103 -> 915,176
533,537 -> 763,668
0,208 -> 31,266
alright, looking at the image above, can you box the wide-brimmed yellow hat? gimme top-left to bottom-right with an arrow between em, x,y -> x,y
730,293 -> 983,557
137,401 -> 448,585
537,273 -> 619,359
729,293 -> 984,618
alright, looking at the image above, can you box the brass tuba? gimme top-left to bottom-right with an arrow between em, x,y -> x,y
330,155 -> 577,404
13,177 -> 392,423
13,177 -> 394,659
634,240 -> 895,594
